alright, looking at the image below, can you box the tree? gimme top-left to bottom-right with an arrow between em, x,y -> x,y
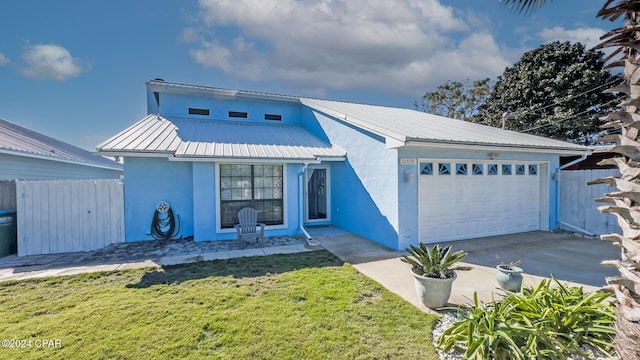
501,1 -> 640,359
417,78 -> 491,121
474,41 -> 620,145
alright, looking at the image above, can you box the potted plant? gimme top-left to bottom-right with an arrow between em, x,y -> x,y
496,259 -> 523,292
401,243 -> 471,308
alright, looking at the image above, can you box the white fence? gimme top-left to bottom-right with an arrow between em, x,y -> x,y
16,179 -> 124,256
559,169 -> 620,236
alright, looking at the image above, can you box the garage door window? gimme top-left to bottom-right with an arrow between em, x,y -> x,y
456,163 -> 467,175
439,163 -> 451,175
502,164 -> 512,175
516,164 -> 525,175
420,162 -> 433,175
472,164 -> 483,175
529,164 -> 538,175
488,164 -> 498,175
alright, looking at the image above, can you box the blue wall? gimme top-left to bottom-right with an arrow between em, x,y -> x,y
149,90 -> 303,125
123,157 -> 194,241
302,108 -> 401,249
125,158 -> 305,242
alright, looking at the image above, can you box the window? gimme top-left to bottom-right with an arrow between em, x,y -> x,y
229,111 -> 248,118
502,164 -> 512,175
456,163 -> 467,175
420,162 -> 433,175
189,107 -> 210,116
529,164 -> 538,175
264,114 -> 282,121
515,164 -> 525,175
472,164 -> 483,175
438,163 -> 451,175
220,164 -> 284,228
488,164 -> 498,175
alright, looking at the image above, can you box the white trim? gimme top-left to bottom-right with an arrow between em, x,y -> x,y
172,157 -> 323,164
405,141 -> 589,155
215,163 -> 288,233
95,151 -> 173,158
0,149 -> 123,171
304,165 -> 331,224
147,80 -> 301,103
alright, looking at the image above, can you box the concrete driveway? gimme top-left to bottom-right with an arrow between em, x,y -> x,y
312,229 -> 620,312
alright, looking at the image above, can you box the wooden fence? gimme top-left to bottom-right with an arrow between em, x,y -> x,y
16,179 -> 124,256
559,169 -> 620,236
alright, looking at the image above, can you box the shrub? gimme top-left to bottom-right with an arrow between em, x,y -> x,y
437,279 -> 616,360
401,243 -> 471,279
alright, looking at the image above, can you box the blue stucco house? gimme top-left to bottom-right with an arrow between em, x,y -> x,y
97,80 -> 589,250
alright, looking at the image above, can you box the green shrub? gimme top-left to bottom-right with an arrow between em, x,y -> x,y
437,279 -> 616,360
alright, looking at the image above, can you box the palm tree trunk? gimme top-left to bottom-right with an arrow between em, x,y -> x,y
591,1 -> 640,359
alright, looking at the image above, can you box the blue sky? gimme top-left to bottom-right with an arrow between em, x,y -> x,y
0,0 -> 619,150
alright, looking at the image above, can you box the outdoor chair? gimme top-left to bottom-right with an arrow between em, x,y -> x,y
234,207 -> 265,249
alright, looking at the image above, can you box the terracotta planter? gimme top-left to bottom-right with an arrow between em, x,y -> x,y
496,265 -> 523,292
411,271 -> 456,308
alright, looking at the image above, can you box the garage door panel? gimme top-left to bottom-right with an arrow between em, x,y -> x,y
419,160 -> 542,243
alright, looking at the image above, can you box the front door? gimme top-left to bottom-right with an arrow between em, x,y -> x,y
305,166 -> 330,223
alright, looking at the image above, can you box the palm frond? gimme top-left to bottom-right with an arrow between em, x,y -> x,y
499,0 -> 551,14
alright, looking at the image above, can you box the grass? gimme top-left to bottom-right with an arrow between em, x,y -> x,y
0,250 -> 440,359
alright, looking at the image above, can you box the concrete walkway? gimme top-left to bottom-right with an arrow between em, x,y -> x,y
0,235 -> 318,282
310,229 -> 620,313
0,227 -> 621,315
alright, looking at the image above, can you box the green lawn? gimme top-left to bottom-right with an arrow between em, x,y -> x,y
0,250 -> 440,359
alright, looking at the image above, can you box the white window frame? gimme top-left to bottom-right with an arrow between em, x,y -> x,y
215,163 -> 288,233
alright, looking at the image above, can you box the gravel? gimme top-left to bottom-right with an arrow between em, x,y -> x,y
431,312 -> 619,360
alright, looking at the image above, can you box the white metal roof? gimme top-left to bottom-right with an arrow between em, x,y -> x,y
300,98 -> 590,154
0,118 -> 123,170
97,115 -> 346,162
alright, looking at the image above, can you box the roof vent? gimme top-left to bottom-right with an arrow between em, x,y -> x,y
229,111 -> 248,119
154,78 -> 165,82
264,114 -> 282,121
189,107 -> 210,116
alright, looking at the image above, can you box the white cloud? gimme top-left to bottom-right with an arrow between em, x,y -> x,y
188,0 -> 513,95
537,26 -> 606,49
20,44 -> 90,81
0,53 -> 9,65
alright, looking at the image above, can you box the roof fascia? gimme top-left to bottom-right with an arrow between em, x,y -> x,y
403,140 -> 591,156
0,148 -> 123,171
93,150 -> 174,158
168,156 -> 323,164
146,80 -> 300,103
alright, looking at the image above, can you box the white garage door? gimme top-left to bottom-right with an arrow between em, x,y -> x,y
418,160 -> 544,243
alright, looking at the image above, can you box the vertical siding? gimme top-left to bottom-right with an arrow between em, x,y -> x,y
559,169 -> 620,235
16,179 -> 124,256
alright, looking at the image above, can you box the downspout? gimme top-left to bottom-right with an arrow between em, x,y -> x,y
299,163 -> 319,245
556,154 -> 594,236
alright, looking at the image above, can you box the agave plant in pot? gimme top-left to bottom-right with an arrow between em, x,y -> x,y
401,243 -> 471,309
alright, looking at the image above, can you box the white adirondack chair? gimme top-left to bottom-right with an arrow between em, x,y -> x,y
234,207 -> 265,249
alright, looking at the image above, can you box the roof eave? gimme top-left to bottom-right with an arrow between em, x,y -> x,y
146,80 -> 300,103
0,148 -> 123,171
94,150 -> 175,158
403,140 -> 591,156
169,155 -> 346,163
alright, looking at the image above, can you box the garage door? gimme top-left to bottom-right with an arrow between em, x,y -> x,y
418,160 -> 543,243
